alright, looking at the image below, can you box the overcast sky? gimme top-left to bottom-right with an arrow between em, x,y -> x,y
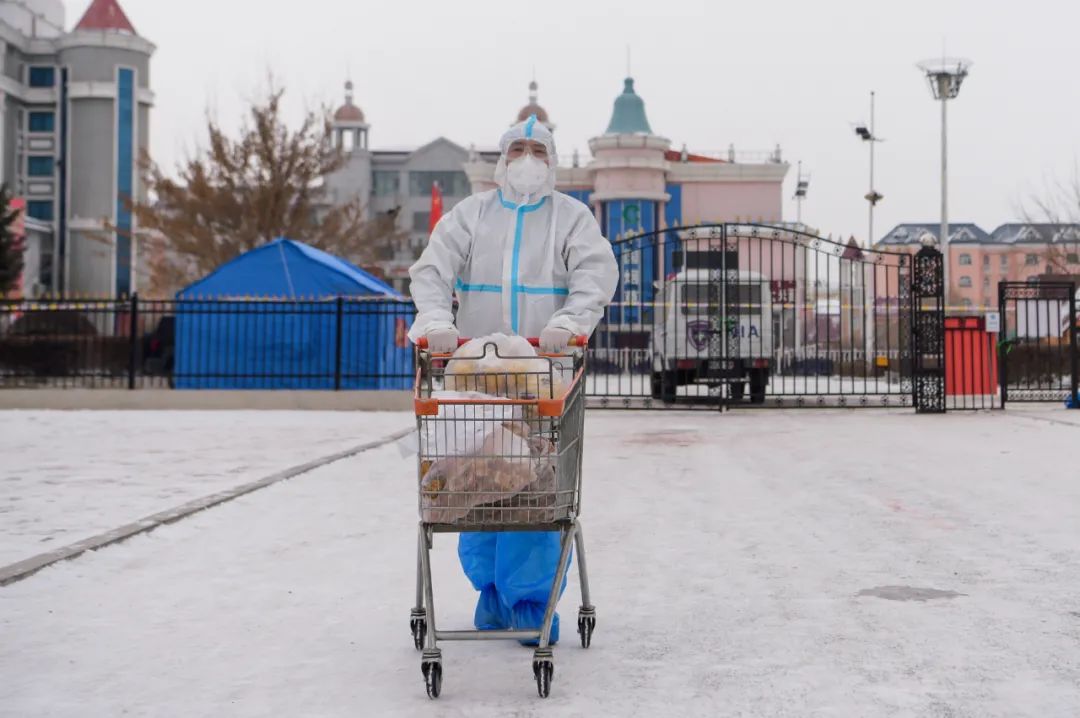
108,0 -> 1079,243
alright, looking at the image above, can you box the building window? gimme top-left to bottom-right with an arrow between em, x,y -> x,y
983,276 -> 990,288
982,255 -> 990,267
413,212 -> 431,232
1000,255 -> 1008,269
958,276 -> 972,288
1025,253 -> 1039,266
1067,253 -> 1080,265
27,156 -> 54,177
28,66 -> 56,87
28,112 -> 55,133
27,200 -> 54,221
961,299 -> 973,309
408,171 -> 470,197
959,253 -> 972,265
373,171 -> 400,197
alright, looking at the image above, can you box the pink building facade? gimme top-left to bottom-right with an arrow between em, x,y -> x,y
464,77 -> 790,244
875,223 -> 1080,311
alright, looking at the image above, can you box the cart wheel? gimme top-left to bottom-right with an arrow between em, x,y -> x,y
532,659 -> 553,698
577,613 -> 596,649
410,614 -> 427,651
422,661 -> 442,699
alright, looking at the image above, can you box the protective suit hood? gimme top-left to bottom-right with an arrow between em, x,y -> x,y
494,114 -> 558,203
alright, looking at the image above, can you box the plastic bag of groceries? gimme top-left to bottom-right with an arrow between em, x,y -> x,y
442,333 -> 568,400
418,393 -> 556,523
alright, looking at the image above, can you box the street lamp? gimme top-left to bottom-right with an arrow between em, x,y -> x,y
853,91 -> 883,247
917,57 -> 971,306
793,161 -> 810,224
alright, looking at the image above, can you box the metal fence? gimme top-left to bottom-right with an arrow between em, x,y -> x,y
998,281 -> 1079,405
586,223 -> 916,410
3,253 -> 1075,413
0,295 -> 417,390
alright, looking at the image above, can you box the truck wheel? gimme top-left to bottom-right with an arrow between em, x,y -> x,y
749,371 -> 767,404
651,371 -> 676,403
730,382 -> 745,400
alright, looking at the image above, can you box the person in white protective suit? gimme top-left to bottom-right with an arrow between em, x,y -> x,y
408,114 -> 618,643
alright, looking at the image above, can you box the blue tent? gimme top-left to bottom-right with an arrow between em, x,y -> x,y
174,239 -> 415,390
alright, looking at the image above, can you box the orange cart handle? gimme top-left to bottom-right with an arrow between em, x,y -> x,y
416,335 -> 588,352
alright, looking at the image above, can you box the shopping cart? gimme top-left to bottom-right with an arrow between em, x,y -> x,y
409,336 -> 596,699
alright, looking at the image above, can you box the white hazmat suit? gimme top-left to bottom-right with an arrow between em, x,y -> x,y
408,115 -> 618,643
408,116 -> 617,344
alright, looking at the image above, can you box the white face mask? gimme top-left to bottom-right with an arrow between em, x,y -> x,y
506,155 -> 550,196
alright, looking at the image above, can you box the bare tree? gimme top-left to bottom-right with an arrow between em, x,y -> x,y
131,85 -> 405,296
1021,162 -> 1080,276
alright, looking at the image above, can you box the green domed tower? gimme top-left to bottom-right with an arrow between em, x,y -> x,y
604,77 -> 653,135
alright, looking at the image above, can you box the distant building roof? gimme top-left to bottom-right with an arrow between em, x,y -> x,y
333,80 -> 366,124
842,237 -> 864,260
876,223 -> 991,247
74,0 -> 137,34
878,222 -> 1080,248
990,223 -> 1080,244
605,77 -> 653,135
663,149 -> 724,163
516,80 -> 552,126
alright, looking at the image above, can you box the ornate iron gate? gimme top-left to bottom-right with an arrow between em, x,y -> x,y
910,246 -> 946,413
998,281 -> 1079,406
586,223 -> 915,409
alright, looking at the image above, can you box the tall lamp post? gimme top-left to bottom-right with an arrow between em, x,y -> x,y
794,161 -> 810,224
854,91 -> 883,247
918,57 -> 971,308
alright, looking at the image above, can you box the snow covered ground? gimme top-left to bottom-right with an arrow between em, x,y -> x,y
0,411 -> 412,566
3,408 -> 1080,716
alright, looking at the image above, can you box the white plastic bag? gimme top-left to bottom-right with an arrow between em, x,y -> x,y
443,333 -> 569,400
417,391 -> 523,458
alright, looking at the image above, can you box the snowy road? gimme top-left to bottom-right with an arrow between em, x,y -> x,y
0,411 -> 412,566
3,409 -> 1080,716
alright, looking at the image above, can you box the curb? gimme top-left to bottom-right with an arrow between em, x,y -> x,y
0,389 -> 413,412
0,426 -> 414,587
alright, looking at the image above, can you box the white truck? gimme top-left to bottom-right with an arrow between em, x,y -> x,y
650,268 -> 774,403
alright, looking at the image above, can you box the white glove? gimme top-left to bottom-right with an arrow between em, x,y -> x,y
539,326 -> 573,354
425,327 -> 459,354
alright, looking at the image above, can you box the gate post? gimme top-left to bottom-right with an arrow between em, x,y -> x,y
334,296 -> 344,391
127,292 -> 139,390
1070,282 -> 1078,408
998,280 -> 1008,408
911,246 -> 945,413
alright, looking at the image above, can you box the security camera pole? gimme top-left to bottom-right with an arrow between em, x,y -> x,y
854,91 -> 883,248
794,161 -> 809,224
918,57 -> 971,308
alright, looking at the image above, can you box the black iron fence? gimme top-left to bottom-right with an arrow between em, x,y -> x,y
2,237 -> 1075,413
998,281 -> 1078,405
585,224 -> 916,409
0,295 -> 416,390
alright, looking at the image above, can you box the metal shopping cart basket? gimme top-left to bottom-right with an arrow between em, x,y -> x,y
409,336 -> 596,699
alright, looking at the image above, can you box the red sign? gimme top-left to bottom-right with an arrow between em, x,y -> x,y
770,280 -> 795,304
429,182 -> 443,234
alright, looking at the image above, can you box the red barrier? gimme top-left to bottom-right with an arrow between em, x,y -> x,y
945,316 -> 998,396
